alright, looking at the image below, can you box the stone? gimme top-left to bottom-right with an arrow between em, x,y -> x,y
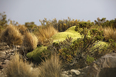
83,52 -> 116,77
0,52 -> 6,59
62,53 -> 116,77
62,69 -> 81,77
70,69 -> 80,75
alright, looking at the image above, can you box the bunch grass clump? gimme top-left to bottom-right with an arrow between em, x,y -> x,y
5,52 -> 38,77
38,53 -> 62,77
34,25 -> 58,45
17,25 -> 28,35
0,24 -> 23,46
23,32 -> 38,51
103,27 -> 116,42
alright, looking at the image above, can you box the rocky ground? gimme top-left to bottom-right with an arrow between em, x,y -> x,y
0,42 -> 21,77
0,42 -> 116,77
61,52 -> 116,77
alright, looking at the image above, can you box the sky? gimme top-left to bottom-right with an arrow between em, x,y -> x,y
0,0 -> 116,25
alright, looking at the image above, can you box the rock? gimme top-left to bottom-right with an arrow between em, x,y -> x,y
0,52 -> 6,59
83,52 -> 116,77
62,69 -> 81,77
70,69 -> 80,75
62,53 -> 116,77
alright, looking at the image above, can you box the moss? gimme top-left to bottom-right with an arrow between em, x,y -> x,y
26,26 -> 109,63
26,46 -> 47,62
51,26 -> 82,42
90,41 -> 109,52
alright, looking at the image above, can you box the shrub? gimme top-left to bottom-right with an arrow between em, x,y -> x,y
75,22 -> 93,31
0,24 -> 23,46
38,53 -> 62,77
46,36 -> 74,63
47,27 -> 112,68
23,32 -> 38,51
5,52 -> 38,77
86,55 -> 94,65
34,25 -> 58,46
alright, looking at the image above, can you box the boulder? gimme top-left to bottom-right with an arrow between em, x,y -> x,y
62,52 -> 116,77
83,52 -> 116,77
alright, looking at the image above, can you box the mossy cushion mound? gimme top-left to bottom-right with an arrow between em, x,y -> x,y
51,26 -> 82,42
26,46 -> 47,62
27,26 -> 108,62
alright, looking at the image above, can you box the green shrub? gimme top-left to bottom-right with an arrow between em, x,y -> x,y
86,55 -> 94,65
47,27 -> 113,68
75,22 -> 93,30
26,45 -> 48,63
47,36 -> 74,63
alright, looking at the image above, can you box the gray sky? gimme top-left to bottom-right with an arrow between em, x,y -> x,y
0,0 -> 116,25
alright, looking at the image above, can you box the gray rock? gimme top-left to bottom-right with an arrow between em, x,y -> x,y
62,53 -> 116,77
83,53 -> 116,77
70,69 -> 80,75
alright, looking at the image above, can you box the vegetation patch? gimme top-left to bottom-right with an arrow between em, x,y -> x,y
23,32 -> 38,51
0,24 -> 23,46
26,46 -> 47,62
5,52 -> 38,77
51,26 -> 82,42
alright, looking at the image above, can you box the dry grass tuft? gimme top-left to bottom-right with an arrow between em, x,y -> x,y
17,25 -> 28,35
34,25 -> 58,45
5,52 -> 38,77
90,26 -> 116,42
23,32 -> 38,51
38,53 -> 62,77
103,27 -> 116,41
0,24 -> 23,46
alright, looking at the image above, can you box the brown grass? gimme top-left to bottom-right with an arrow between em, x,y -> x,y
23,32 -> 38,51
0,24 -> 23,46
17,25 -> 28,35
38,53 -> 62,77
5,52 -> 38,77
90,26 -> 116,42
103,27 -> 116,41
34,25 -> 58,45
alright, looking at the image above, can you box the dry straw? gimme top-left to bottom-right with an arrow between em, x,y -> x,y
5,52 -> 38,77
34,25 -> 58,45
0,24 -> 23,46
23,32 -> 38,51
38,53 -> 62,77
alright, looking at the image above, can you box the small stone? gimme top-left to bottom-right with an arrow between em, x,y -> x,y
62,71 -> 69,75
61,73 -> 70,77
70,69 -> 80,75
0,52 -> 6,58
4,60 -> 10,65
